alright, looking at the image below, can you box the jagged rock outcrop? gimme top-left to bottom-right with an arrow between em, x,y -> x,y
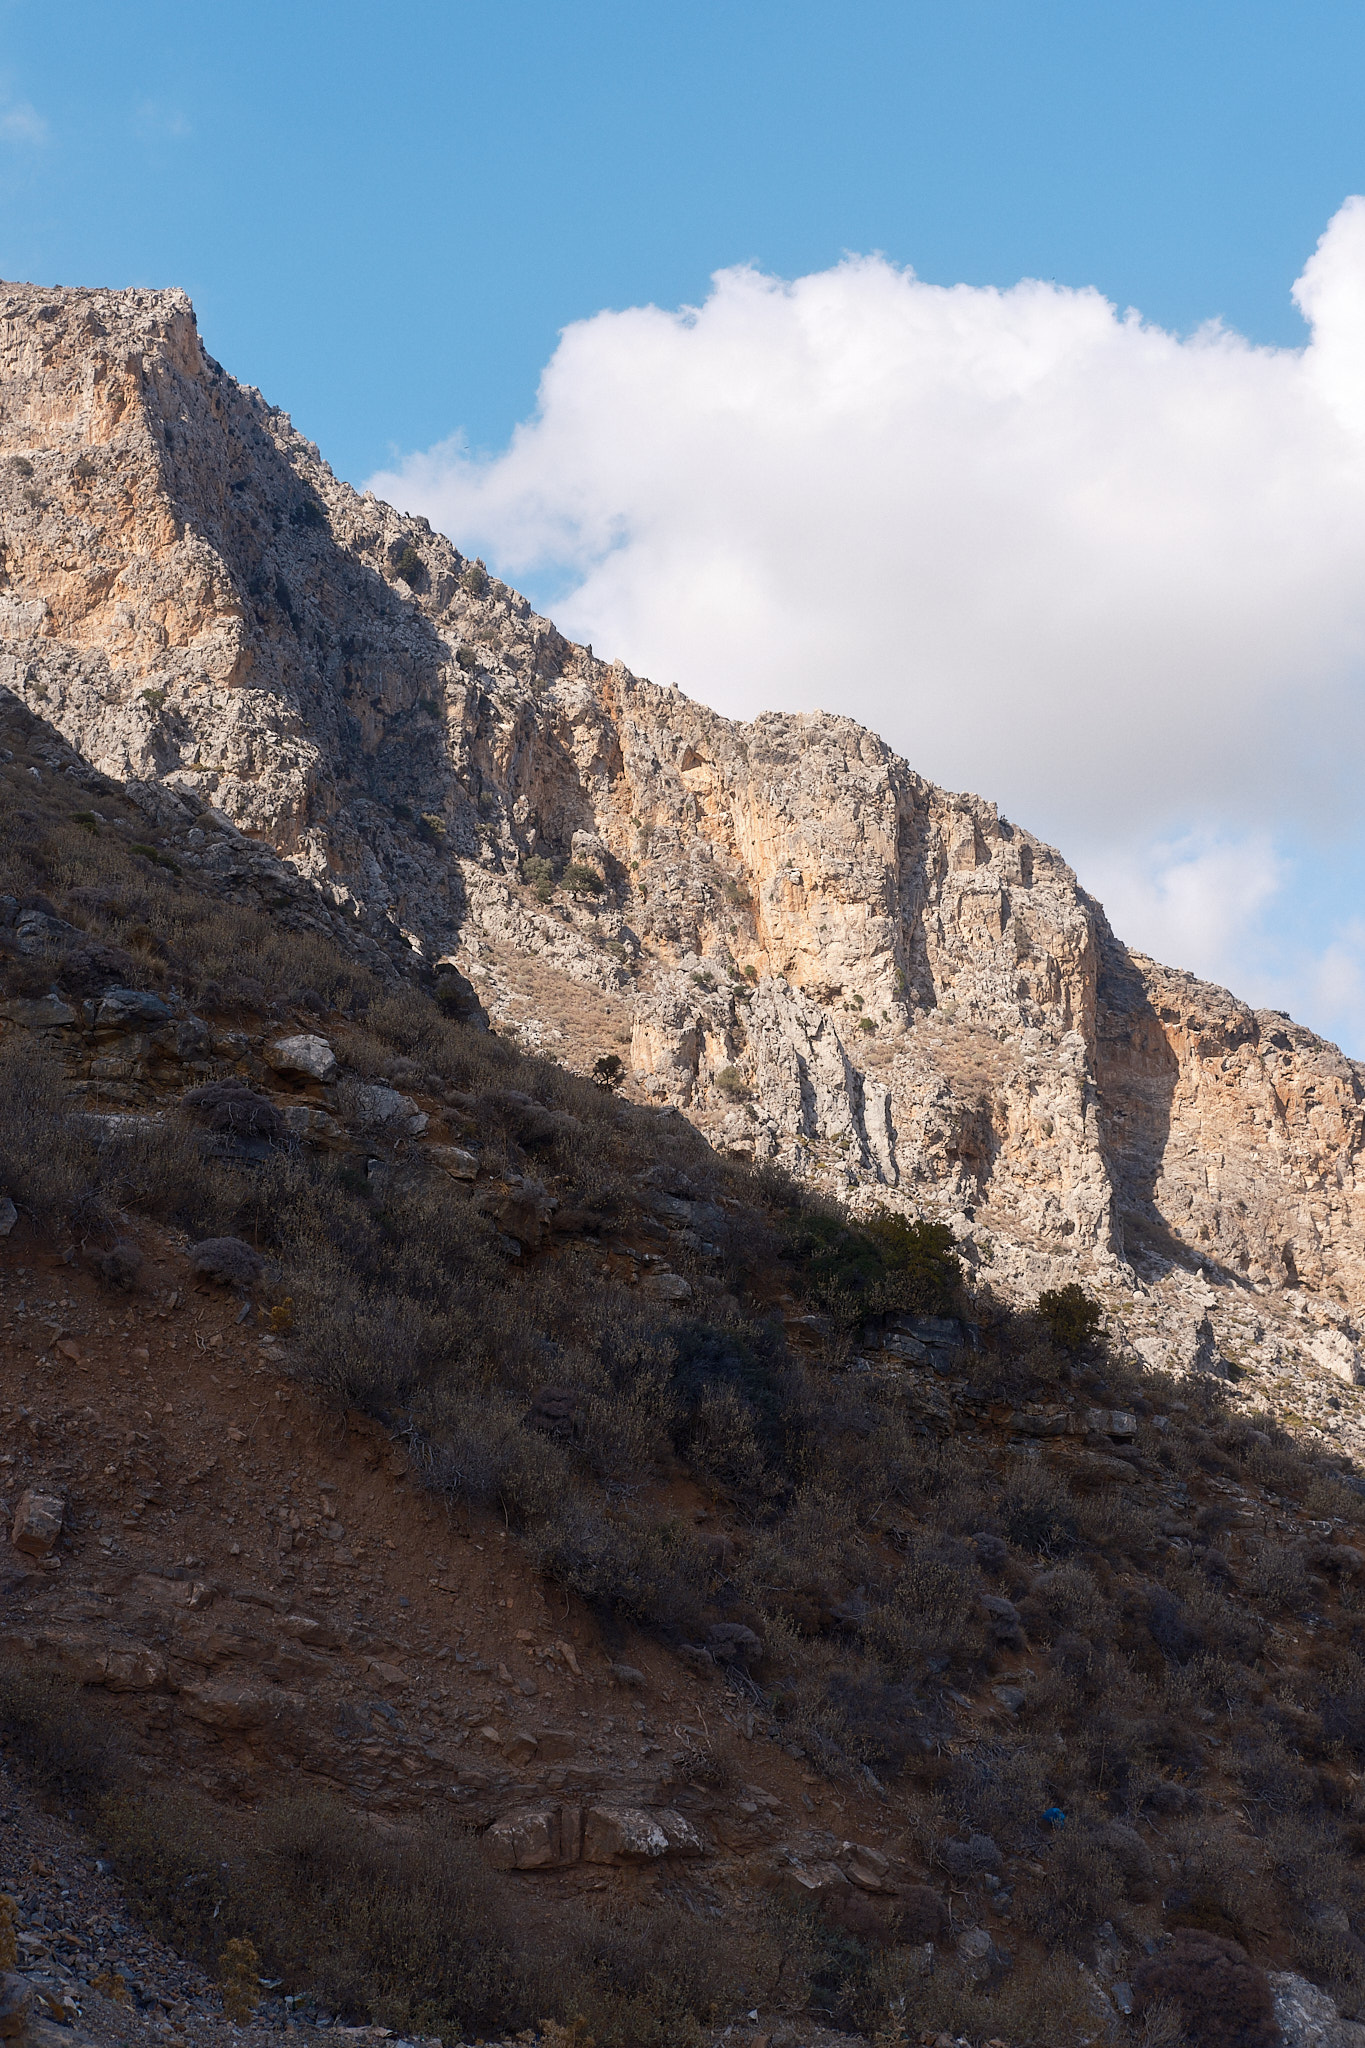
5,279 -> 1365,1327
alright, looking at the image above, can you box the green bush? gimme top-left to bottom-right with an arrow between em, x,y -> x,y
562,860 -> 605,895
391,543 -> 423,586
521,852 -> 556,902
715,1065 -> 749,1099
784,1205 -> 961,1328
461,560 -> 489,597
1036,1282 -> 1102,1351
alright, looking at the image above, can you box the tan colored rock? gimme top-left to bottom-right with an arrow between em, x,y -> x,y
428,1144 -> 478,1180
582,1804 -> 705,1863
9,280 -> 1365,1332
483,1804 -> 580,1871
10,1490 -> 63,1556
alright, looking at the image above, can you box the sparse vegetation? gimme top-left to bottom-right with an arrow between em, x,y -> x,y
391,542 -> 423,586
461,560 -> 489,597
0,1662 -> 759,2046
783,1204 -> 961,1327
1036,1281 -> 1103,1351
521,852 -> 556,902
562,860 -> 605,896
7,682 -> 1365,2037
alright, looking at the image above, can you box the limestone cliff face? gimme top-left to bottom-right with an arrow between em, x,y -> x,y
4,279 -> 1365,1321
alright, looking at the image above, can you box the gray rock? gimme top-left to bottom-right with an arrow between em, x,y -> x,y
0,1972 -> 33,2042
429,1143 -> 478,1179
1271,1971 -> 1365,2046
95,987 -> 172,1028
0,994 -> 76,1029
347,1083 -> 428,1136
639,1269 -> 692,1301
264,1031 -> 338,1082
0,1196 -> 15,1237
281,1102 -> 342,1141
981,1594 -> 1023,1644
1086,1406 -> 1139,1440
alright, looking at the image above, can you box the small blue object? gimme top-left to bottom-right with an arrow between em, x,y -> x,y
1042,1806 -> 1067,1828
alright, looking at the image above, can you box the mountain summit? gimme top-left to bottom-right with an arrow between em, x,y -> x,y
3,278 -> 1365,1372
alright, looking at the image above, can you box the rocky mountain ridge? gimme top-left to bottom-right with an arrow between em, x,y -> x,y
4,277 -> 1365,1394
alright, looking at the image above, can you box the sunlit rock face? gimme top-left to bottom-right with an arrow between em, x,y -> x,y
5,278 -> 1365,1314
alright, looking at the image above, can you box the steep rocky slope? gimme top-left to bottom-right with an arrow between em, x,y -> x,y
12,615 -> 1365,2046
4,282 -> 1365,1387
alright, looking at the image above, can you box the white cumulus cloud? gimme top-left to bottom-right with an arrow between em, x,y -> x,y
369,200 -> 1365,1052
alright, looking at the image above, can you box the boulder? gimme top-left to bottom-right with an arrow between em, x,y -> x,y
1011,1408 -> 1071,1437
11,1489 -> 64,1556
956,1926 -> 1010,1980
264,1032 -> 338,1083
483,1804 -> 582,1870
95,987 -> 172,1028
476,1176 -> 556,1249
281,1103 -> 342,1141
840,1841 -> 896,1893
980,1594 -> 1023,1646
0,1973 -> 32,2042
433,965 -> 488,1029
429,1143 -> 479,1180
350,1083 -> 428,1136
1270,1970 -> 1365,2046
0,995 -> 76,1029
1308,1329 -> 1364,1386
1086,1407 -> 1139,1440
780,1859 -> 849,1902
582,1805 -> 705,1863
640,1270 -> 693,1301
0,1197 -> 15,1238
177,1681 -> 276,1730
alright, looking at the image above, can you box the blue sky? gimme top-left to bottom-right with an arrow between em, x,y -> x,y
10,3 -> 1365,1049
7,1 -> 1365,474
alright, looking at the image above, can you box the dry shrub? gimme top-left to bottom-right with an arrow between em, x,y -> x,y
860,1945 -> 1101,2048
0,1032 -> 106,1233
102,1787 -> 756,2047
0,1655 -> 118,1802
1132,1931 -> 1277,2048
1014,1821 -> 1122,1946
0,1661 -> 755,2048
